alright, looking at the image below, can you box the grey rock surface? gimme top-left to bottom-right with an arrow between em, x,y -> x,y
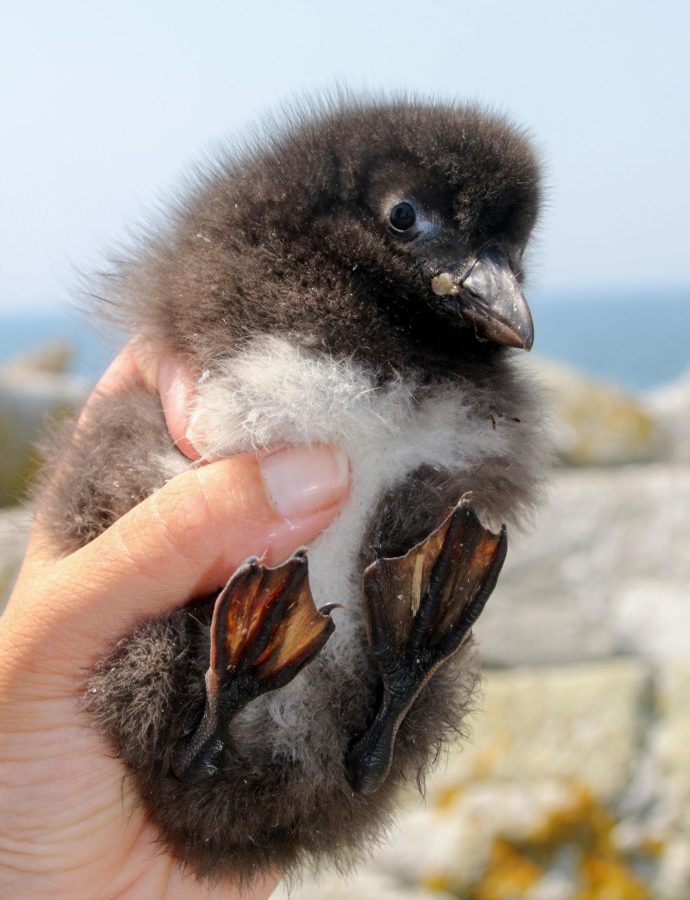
646,370 -> 690,463
0,346 -> 87,507
477,462 -> 690,667
273,870 -> 453,900
527,356 -> 665,466
655,661 -> 690,897
0,505 -> 32,611
274,658 -> 673,899
438,660 -> 651,801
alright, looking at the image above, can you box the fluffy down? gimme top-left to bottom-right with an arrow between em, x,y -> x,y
35,95 -> 546,880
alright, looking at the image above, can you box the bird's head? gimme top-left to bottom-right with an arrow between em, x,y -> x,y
123,98 -> 541,376
370,190 -> 535,352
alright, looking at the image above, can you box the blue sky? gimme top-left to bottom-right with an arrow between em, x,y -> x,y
1,0 -> 689,312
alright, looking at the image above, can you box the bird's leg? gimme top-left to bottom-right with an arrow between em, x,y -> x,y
346,496 -> 507,795
173,551 -> 336,782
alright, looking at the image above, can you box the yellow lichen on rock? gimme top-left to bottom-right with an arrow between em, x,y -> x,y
528,357 -> 664,466
469,786 -> 652,900
474,839 -> 543,899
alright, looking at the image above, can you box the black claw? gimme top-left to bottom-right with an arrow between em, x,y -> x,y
318,602 -> 344,615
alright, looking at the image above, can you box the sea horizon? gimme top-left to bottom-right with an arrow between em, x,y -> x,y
0,286 -> 688,393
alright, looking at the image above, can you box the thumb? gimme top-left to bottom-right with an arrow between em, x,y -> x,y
8,444 -> 349,673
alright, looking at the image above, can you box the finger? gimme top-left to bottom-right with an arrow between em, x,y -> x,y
18,341 -> 156,573
80,341 -> 201,460
24,342 -> 200,571
158,355 -> 201,460
8,444 -> 349,669
77,338 -> 157,429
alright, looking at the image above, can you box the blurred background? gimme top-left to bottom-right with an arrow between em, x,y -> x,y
1,1 -> 688,897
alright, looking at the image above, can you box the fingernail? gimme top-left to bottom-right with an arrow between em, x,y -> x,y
158,356 -> 201,461
260,445 -> 349,519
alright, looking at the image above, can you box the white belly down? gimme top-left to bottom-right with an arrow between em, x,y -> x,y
185,336 -> 516,625
174,335 -> 535,758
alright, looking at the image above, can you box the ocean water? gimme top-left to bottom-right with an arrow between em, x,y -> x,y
0,288 -> 688,392
0,311 -> 123,381
531,287 -> 690,392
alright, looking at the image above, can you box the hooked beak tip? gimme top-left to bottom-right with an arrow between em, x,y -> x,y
511,330 -> 534,352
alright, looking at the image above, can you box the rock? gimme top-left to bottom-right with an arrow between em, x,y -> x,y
373,778 -> 580,892
1,339 -> 75,376
658,662 -> 690,791
0,506 -> 32,611
528,357 -> 664,466
436,661 -> 651,802
282,661 -> 657,898
655,661 -> 690,898
477,463 -> 690,666
646,369 -> 690,463
272,869 -> 453,899
373,778 -> 653,899
613,582 -> 690,662
0,354 -> 88,506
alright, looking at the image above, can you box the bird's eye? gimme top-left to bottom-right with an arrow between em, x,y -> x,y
388,201 -> 417,233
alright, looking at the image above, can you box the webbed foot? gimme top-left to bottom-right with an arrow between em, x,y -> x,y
173,551 -> 335,782
347,496 -> 507,795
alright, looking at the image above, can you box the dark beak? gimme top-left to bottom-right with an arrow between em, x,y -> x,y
431,246 -> 534,351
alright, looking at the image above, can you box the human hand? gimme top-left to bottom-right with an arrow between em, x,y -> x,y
0,344 -> 350,899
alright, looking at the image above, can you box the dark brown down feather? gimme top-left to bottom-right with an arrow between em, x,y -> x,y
36,95 -> 545,882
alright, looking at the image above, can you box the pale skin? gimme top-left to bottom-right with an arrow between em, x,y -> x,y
0,344 -> 350,899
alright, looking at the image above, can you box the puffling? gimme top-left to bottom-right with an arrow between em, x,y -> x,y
39,96 -> 546,881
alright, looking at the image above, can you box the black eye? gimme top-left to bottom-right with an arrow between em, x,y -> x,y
388,201 -> 417,233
